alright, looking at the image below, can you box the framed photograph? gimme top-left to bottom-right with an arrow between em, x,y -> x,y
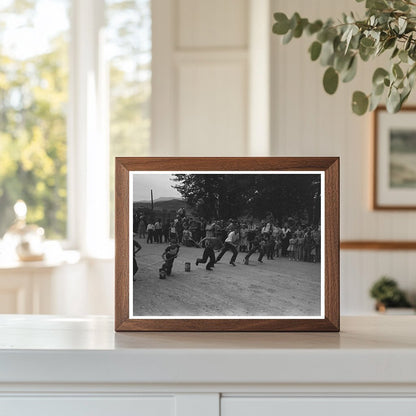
374,106 -> 416,209
115,157 -> 339,331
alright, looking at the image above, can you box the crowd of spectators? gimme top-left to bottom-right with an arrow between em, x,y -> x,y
134,208 -> 321,263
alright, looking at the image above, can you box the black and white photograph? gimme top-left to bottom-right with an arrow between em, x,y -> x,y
129,171 -> 324,318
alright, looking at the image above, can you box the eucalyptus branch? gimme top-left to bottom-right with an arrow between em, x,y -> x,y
272,0 -> 416,115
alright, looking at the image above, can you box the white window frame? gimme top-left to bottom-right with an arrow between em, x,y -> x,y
68,0 -> 111,258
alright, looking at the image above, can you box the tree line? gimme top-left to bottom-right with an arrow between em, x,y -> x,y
172,174 -> 321,225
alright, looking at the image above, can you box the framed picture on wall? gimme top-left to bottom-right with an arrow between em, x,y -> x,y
374,106 -> 416,209
115,157 -> 339,332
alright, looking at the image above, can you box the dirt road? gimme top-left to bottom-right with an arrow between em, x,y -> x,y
132,238 -> 321,317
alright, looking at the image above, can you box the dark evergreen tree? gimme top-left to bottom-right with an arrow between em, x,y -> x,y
172,174 -> 320,224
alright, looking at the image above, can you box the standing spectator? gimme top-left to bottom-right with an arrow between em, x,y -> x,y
162,221 -> 170,243
312,226 -> 321,262
247,222 -> 256,251
281,223 -> 291,257
175,218 -> 183,244
154,219 -> 162,243
287,236 -> 296,261
169,221 -> 177,241
200,218 -> 207,240
138,216 -> 146,239
266,235 -> 275,260
182,227 -> 199,247
296,229 -> 305,261
205,220 -> 215,238
146,222 -> 155,244
133,212 -> 139,234
304,228 -> 313,262
239,223 -> 249,252
190,219 -> 201,242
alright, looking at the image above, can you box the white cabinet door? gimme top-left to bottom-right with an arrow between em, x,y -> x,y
222,397 -> 416,416
0,396 -> 175,416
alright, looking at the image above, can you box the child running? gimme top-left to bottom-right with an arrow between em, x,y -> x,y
215,226 -> 239,266
133,239 -> 142,281
243,235 -> 265,265
160,239 -> 180,278
196,238 -> 216,271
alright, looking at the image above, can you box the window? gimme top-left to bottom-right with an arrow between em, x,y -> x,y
0,0 -> 70,239
0,0 -> 151,251
106,0 -> 151,237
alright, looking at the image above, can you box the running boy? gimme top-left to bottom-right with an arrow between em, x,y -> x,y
160,239 -> 180,277
243,235 -> 265,265
215,226 -> 239,266
196,238 -> 215,271
133,240 -> 142,281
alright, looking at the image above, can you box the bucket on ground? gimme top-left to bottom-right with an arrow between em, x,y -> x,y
185,262 -> 191,272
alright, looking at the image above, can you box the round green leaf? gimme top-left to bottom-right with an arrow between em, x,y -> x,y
369,92 -> 383,112
352,91 -> 369,115
387,88 -> 401,113
391,47 -> 399,59
342,56 -> 357,83
293,18 -> 308,38
307,20 -> 323,35
273,13 -> 290,35
334,52 -> 353,73
290,13 -> 301,30
309,41 -> 322,61
373,82 -> 385,96
384,37 -> 396,50
282,29 -> 293,45
399,50 -> 408,63
393,63 -> 404,79
323,67 -> 339,95
359,44 -> 375,62
320,41 -> 335,66
360,37 -> 375,48
372,68 -> 389,86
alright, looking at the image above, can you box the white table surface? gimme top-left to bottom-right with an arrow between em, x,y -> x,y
0,315 -> 415,387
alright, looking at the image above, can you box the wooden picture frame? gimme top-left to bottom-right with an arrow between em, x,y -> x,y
373,106 -> 416,210
115,157 -> 339,332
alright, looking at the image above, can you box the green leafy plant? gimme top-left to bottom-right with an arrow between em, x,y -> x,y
272,0 -> 416,115
369,276 -> 412,308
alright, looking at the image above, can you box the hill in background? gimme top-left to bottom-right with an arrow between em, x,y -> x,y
134,198 -> 189,212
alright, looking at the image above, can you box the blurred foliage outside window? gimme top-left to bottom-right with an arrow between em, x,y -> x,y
107,0 -> 151,237
0,0 -> 151,240
0,0 -> 70,239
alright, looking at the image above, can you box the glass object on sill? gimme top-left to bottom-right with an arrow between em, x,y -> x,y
3,200 -> 45,262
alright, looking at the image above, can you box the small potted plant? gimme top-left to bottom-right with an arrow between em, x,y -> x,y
370,276 -> 413,313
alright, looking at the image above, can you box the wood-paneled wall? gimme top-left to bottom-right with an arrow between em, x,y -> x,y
152,0 -> 249,156
271,0 -> 416,313
152,0 -> 416,314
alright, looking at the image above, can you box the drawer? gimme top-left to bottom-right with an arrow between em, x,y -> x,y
222,397 -> 416,416
0,396 -> 175,416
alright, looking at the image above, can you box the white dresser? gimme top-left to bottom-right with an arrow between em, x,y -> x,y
1,315 -> 416,415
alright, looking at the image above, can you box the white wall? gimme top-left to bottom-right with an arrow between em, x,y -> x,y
36,0 -> 415,317
152,0 -> 250,156
150,0 -> 416,315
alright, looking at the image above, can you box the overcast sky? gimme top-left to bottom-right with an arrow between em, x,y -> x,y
132,173 -> 182,201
